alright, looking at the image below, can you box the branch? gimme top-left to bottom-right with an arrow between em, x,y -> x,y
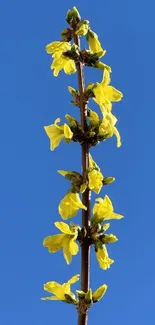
73,33 -> 91,325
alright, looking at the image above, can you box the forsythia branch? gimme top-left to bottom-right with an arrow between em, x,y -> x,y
42,6 -> 123,325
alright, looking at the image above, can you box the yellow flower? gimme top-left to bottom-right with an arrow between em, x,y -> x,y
43,221 -> 79,264
96,245 -> 114,270
88,109 -> 100,126
59,191 -> 87,220
92,195 -> 123,224
42,274 -> 79,303
88,154 -> 103,193
88,170 -> 103,194
44,118 -> 73,151
46,41 -> 76,76
87,30 -> 106,56
93,69 -> 123,115
99,112 -> 121,147
76,21 -> 89,36
92,284 -> 107,302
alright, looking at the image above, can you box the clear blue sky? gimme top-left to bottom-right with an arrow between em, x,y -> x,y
0,0 -> 155,324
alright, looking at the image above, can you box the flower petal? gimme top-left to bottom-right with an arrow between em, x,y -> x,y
68,274 -> 80,284
54,221 -> 71,234
69,238 -> 79,255
101,69 -> 111,87
43,234 -> 64,252
64,124 -> 73,139
63,236 -> 72,264
103,86 -> 123,102
96,246 -> 114,270
41,296 -> 60,300
64,59 -> 76,75
113,126 -> 121,147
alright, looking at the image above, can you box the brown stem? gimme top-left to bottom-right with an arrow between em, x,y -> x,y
73,34 -> 91,325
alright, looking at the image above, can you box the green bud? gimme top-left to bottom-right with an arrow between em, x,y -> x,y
91,223 -> 102,234
76,20 -> 89,36
73,6 -> 81,22
87,131 -> 96,137
57,170 -> 83,188
65,114 -> 78,127
100,234 -> 118,244
68,86 -> 78,96
66,10 -> 73,24
85,289 -> 92,305
92,285 -> 107,303
61,28 -> 70,36
61,28 -> 72,42
70,100 -> 80,107
64,293 -> 77,304
76,290 -> 85,299
103,177 -> 115,186
101,223 -> 110,232
88,109 -> 100,126
86,83 -> 95,91
80,182 -> 87,193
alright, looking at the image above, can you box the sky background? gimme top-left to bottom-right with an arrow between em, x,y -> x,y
0,0 -> 155,324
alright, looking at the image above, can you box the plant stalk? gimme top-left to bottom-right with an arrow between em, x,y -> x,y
73,34 -> 91,325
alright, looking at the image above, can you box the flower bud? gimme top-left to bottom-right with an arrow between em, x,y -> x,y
103,177 -> 115,186
85,289 -> 92,305
76,290 -> 85,299
76,20 -> 89,36
92,284 -> 107,303
61,28 -> 72,42
88,109 -> 100,126
80,182 -> 87,193
66,7 -> 81,25
100,234 -> 118,244
64,293 -> 77,304
73,6 -> 81,22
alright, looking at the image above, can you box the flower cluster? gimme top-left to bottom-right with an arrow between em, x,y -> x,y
42,274 -> 107,306
43,5 -> 123,316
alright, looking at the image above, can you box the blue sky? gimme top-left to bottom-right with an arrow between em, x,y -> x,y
0,0 -> 155,324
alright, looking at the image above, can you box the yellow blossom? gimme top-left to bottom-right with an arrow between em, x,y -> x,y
88,109 -> 100,126
43,221 -> 79,264
93,69 -> 123,115
44,118 -> 73,151
46,41 -> 76,76
76,21 -> 89,36
42,274 -> 79,303
88,154 -> 103,193
92,284 -> 107,302
99,112 -> 121,147
96,245 -> 114,270
92,195 -> 123,224
59,191 -> 87,220
87,30 -> 106,56
88,170 -> 103,194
